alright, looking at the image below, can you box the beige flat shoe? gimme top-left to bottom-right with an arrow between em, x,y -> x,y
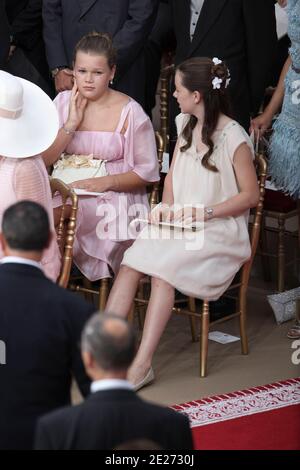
287,323 -> 300,339
133,367 -> 155,392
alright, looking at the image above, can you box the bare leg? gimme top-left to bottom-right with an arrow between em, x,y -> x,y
106,265 -> 144,318
128,276 -> 175,385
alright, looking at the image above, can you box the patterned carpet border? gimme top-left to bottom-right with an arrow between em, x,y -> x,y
172,378 -> 300,427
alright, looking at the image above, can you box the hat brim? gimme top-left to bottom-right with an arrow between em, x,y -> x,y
0,77 -> 59,158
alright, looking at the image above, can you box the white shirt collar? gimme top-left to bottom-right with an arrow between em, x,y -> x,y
190,0 -> 205,41
91,379 -> 134,394
1,256 -> 42,270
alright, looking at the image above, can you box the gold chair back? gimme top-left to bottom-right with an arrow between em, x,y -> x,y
49,177 -> 78,288
241,152 -> 268,288
160,65 -> 175,153
149,131 -> 164,207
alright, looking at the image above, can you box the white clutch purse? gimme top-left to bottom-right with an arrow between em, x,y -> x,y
52,154 -> 108,185
267,287 -> 300,324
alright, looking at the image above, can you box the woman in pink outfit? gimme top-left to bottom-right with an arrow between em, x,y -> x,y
43,32 -> 159,281
0,70 -> 60,281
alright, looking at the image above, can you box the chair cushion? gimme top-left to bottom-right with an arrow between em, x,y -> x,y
264,188 -> 297,213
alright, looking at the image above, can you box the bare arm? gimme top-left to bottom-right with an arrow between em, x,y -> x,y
42,128 -> 74,167
250,55 -> 292,134
205,143 -> 259,219
42,84 -> 87,167
263,55 -> 291,117
70,171 -> 149,193
172,143 -> 259,224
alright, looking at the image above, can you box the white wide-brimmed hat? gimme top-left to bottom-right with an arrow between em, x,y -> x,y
0,71 -> 59,158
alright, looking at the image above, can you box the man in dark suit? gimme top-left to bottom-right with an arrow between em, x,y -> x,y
5,0 -> 54,96
0,0 -> 10,69
42,0 -> 159,106
170,0 -> 277,144
0,201 -> 95,450
35,313 -> 193,450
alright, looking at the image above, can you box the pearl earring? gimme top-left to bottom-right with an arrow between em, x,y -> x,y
110,79 -> 114,85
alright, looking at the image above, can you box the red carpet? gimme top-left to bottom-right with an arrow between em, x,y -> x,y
172,378 -> 300,450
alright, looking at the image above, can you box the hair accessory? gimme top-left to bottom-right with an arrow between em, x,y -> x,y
211,58 -> 231,90
212,77 -> 223,90
212,57 -> 222,66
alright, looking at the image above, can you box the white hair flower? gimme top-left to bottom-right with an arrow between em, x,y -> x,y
212,57 -> 222,65
226,77 -> 231,88
212,77 -> 222,90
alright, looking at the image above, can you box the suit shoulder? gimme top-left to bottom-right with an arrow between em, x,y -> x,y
142,399 -> 190,426
38,400 -> 84,430
37,279 -> 94,315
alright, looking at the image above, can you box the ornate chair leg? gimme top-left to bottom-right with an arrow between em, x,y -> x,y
278,217 -> 285,292
128,303 -> 135,324
136,283 -> 146,330
239,288 -> 249,355
83,278 -> 93,304
200,300 -> 210,377
99,278 -> 109,311
188,297 -> 197,342
259,214 -> 271,281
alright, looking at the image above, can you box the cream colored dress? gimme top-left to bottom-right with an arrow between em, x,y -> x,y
122,115 -> 254,300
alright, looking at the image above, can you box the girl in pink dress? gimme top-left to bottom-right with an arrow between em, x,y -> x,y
43,32 -> 159,281
0,71 -> 60,281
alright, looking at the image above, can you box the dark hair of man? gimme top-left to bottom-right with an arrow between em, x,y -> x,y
2,201 -> 50,251
81,313 -> 136,372
176,57 -> 232,172
74,31 -> 117,69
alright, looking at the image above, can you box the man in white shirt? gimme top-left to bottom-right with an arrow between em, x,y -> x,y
170,0 -> 277,138
35,313 -> 193,450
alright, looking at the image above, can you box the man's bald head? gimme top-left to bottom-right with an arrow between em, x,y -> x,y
81,313 -> 136,372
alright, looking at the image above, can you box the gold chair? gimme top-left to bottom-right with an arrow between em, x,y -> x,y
69,131 -> 164,310
134,152 -> 268,377
159,65 -> 175,153
258,190 -> 300,292
49,177 -> 78,288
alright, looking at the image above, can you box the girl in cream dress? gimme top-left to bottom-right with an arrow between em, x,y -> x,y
106,57 -> 260,390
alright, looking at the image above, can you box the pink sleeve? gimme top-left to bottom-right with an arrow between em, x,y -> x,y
14,159 -> 48,203
124,102 -> 160,182
14,158 -> 61,281
53,91 -> 70,129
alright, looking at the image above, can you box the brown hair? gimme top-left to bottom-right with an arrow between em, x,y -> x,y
176,57 -> 232,172
74,32 -> 117,68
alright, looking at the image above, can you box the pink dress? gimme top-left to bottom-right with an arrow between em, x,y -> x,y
0,156 -> 61,281
54,91 -> 159,281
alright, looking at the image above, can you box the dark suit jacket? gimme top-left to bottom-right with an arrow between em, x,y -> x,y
35,388 -> 194,450
171,0 -> 277,130
42,0 -> 159,105
5,0 -> 53,94
0,263 -> 95,450
0,0 -> 10,69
